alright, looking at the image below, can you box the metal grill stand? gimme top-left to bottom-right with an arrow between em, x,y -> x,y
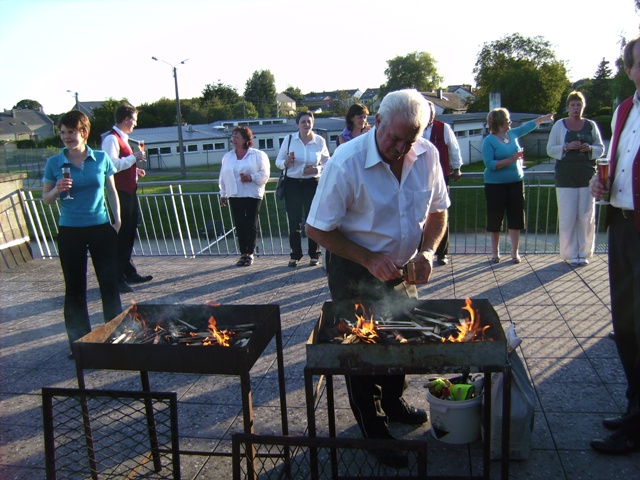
304,300 -> 512,480
72,303 -> 289,479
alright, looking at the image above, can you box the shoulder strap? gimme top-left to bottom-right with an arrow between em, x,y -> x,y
284,134 -> 293,175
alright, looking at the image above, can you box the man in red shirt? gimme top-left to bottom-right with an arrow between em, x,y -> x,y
590,34 -> 640,456
101,104 -> 153,293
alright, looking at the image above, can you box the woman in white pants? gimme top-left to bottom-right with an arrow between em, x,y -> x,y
547,91 -> 605,265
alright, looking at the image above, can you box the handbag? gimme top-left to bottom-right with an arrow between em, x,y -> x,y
276,135 -> 293,200
276,167 -> 287,200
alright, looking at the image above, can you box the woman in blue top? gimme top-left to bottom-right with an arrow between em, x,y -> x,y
482,108 -> 554,263
43,110 -> 122,356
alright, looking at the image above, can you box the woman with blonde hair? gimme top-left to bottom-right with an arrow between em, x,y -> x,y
547,91 -> 605,265
482,108 -> 554,263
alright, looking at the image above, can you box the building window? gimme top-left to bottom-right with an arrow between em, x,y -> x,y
147,147 -> 159,155
329,134 -> 339,143
469,128 -> 482,136
258,138 -> 274,150
159,147 -> 171,154
203,144 -> 213,151
455,130 -> 467,138
187,144 -> 198,152
214,142 -> 225,150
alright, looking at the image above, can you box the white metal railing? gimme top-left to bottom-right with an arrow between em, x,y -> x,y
21,172 -> 609,259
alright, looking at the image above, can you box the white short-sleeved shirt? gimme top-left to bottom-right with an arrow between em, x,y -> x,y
307,128 -> 450,266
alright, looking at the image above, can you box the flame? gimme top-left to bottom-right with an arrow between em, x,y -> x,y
444,298 -> 490,343
129,301 -> 147,331
202,315 -> 233,347
349,303 -> 379,343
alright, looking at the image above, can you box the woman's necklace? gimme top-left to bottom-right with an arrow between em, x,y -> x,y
495,133 -> 510,144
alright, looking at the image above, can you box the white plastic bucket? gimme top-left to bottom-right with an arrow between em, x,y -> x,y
427,390 -> 482,444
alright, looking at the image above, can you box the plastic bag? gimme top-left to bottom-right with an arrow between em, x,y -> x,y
483,349 -> 535,460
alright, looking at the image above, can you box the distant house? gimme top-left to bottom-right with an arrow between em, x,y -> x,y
0,108 -> 54,142
276,93 -> 296,116
75,101 -> 104,120
446,85 -> 476,105
301,89 -> 362,112
359,88 -> 381,112
422,90 -> 468,114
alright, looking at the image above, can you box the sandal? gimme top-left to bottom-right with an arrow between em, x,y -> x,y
491,255 -> 500,264
236,255 -> 248,266
512,255 -> 521,264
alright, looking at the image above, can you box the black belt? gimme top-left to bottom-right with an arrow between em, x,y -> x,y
614,207 -> 635,220
287,177 -> 318,183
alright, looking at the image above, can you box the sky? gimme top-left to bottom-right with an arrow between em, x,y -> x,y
1,0 -> 639,115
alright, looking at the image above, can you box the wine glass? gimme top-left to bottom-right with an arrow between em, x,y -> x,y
61,165 -> 73,200
595,158 -> 610,206
517,147 -> 525,170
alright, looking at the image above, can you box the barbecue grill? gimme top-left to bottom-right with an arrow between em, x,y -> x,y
72,303 -> 289,477
304,299 -> 512,480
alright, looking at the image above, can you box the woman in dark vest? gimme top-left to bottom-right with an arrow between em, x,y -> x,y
547,91 -> 605,266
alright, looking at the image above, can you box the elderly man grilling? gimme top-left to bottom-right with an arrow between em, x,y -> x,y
306,89 -> 449,468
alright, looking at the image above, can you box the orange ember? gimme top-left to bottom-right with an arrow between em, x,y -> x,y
349,303 -> 379,343
444,298 -> 490,343
202,315 -> 233,347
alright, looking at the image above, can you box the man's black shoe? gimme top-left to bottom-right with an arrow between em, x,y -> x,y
368,431 -> 409,469
118,280 -> 133,293
385,398 -> 428,425
602,415 -> 626,431
126,274 -> 153,284
437,255 -> 449,265
591,430 -> 640,455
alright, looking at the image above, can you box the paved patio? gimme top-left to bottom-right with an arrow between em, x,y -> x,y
1,253 -> 639,479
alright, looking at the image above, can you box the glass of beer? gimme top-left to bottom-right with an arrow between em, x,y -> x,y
595,158 -> 610,205
139,140 -> 145,152
61,165 -> 73,200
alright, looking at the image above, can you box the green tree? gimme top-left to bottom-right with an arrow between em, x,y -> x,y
611,56 -> 637,104
244,70 -> 277,117
137,98 -> 179,128
469,33 -> 569,114
585,58 -> 613,114
232,100 -> 258,119
13,99 -> 43,110
283,86 -> 304,104
88,98 -> 128,146
379,51 -> 443,97
201,82 -> 240,105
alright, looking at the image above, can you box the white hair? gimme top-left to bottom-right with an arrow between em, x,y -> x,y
378,89 -> 430,132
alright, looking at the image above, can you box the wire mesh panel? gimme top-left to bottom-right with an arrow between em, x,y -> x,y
42,387 -> 180,480
232,433 -> 429,479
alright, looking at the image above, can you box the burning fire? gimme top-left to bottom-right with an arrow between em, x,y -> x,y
444,298 -> 490,343
199,315 -> 233,347
349,303 -> 379,343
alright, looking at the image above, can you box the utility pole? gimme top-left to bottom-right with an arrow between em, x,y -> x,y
152,56 -> 188,178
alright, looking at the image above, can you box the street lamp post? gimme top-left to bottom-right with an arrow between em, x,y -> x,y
66,90 -> 79,110
152,56 -> 188,178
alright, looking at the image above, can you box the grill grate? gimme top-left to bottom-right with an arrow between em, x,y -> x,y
42,387 -> 179,480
